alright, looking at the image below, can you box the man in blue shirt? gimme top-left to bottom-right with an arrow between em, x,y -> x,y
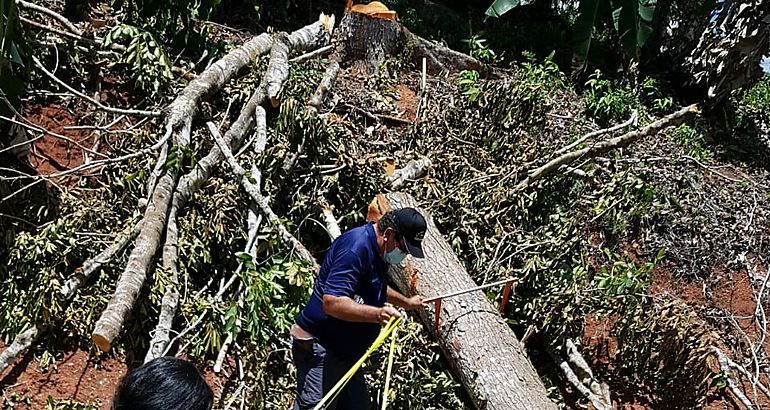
292,208 -> 427,410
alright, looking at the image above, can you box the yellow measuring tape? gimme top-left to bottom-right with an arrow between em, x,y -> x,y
312,316 -> 403,410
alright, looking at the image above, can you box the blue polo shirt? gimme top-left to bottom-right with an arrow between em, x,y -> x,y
297,223 -> 388,357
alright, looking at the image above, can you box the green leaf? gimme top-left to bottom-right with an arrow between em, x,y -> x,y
572,0 -> 608,66
612,0 -> 656,58
485,0 -> 521,17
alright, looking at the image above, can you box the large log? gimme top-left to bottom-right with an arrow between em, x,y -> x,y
369,192 -> 557,410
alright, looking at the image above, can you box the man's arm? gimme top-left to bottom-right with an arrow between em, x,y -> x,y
323,295 -> 401,325
387,286 -> 422,310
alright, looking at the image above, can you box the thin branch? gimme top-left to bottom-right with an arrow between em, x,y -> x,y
32,56 -> 161,117
207,122 -> 319,271
554,110 -> 637,155
289,44 -> 333,63
17,0 -> 82,35
515,105 -> 699,191
1,130 -> 171,203
712,346 -> 759,408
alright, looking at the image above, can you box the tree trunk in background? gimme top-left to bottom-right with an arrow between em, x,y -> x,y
686,0 -> 770,104
368,192 -> 557,410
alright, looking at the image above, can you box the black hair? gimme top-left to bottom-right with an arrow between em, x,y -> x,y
377,211 -> 401,239
112,356 -> 213,410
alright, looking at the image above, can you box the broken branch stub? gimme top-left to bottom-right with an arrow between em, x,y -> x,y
264,33 -> 292,108
387,157 -> 432,190
370,192 -> 557,410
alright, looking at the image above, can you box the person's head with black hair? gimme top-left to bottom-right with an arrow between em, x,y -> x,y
112,356 -> 213,410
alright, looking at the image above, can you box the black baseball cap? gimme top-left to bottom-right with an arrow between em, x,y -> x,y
392,208 -> 427,258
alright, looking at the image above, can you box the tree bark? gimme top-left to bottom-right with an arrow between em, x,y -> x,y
686,0 -> 770,103
370,192 -> 557,410
92,171 -> 176,352
310,10 -> 482,108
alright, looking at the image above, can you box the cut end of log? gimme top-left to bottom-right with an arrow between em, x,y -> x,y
92,333 -> 112,352
367,193 -> 391,222
320,13 -> 336,34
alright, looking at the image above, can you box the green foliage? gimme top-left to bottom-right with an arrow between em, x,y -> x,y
462,32 -> 499,64
110,0 -> 221,38
485,0 -> 535,17
164,144 -> 196,172
0,0 -> 30,116
234,247 -> 313,345
594,247 -> 662,300
572,0 -> 609,65
669,124 -> 710,161
741,73 -> 770,121
485,0 -> 658,65
611,0 -> 656,59
366,320 -> 467,409
102,24 -> 173,93
457,70 -> 481,103
590,170 -> 655,235
583,70 -> 634,125
640,76 -> 673,114
520,50 -> 566,91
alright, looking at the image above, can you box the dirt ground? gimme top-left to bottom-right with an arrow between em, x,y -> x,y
0,344 -> 229,409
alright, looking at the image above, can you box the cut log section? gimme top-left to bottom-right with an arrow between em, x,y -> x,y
368,192 -> 557,410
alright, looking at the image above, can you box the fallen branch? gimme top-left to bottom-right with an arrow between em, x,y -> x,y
515,104 -> 699,191
208,122 -> 319,271
564,339 -> 612,409
17,0 -> 82,35
0,223 -> 138,375
144,205 -> 181,363
554,110 -> 638,155
387,157 -> 431,190
264,32 -> 292,107
550,349 -> 611,410
712,346 -> 770,400
92,171 -> 177,352
32,56 -> 161,117
309,60 -> 340,110
712,346 -> 757,408
289,44 -> 333,63
164,32 -> 272,146
88,18 -> 333,351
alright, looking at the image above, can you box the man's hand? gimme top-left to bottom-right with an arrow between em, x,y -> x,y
402,295 -> 422,310
387,286 -> 424,311
377,306 -> 401,325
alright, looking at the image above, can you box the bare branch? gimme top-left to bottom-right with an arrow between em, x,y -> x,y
32,56 -> 161,117
515,104 -> 699,191
17,0 -> 82,35
554,110 -> 637,155
208,122 -> 319,271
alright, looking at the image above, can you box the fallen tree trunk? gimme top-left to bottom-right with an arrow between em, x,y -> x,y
369,192 -> 557,410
